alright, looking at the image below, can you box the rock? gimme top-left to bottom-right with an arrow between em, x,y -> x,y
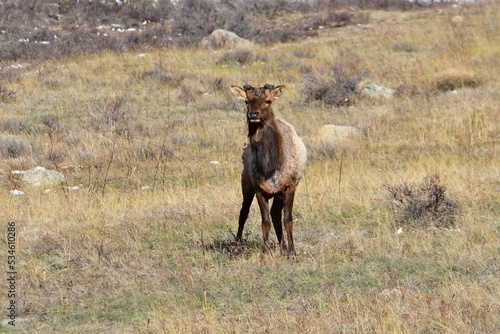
451,15 -> 463,25
21,166 -> 66,188
201,29 -> 254,50
305,124 -> 364,156
360,81 -> 394,100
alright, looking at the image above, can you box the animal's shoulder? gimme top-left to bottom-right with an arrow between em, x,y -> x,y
275,117 -> 299,137
275,117 -> 307,160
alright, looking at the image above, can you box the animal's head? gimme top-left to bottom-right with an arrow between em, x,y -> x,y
229,84 -> 285,124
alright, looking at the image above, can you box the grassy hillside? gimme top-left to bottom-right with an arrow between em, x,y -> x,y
0,2 -> 499,333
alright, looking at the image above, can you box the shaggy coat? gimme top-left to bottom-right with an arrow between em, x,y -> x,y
242,117 -> 306,195
230,84 -> 307,260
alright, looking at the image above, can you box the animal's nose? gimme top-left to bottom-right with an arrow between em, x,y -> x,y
249,111 -> 259,119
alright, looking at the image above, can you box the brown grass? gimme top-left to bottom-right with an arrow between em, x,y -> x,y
0,2 -> 499,333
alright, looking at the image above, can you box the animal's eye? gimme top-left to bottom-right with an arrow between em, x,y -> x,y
265,100 -> 272,104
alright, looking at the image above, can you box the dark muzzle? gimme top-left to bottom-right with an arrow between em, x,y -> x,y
248,111 -> 260,120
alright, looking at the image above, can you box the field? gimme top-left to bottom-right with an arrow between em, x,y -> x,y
0,1 -> 499,333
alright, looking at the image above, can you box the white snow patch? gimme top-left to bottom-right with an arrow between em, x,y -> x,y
67,184 -> 83,190
10,189 -> 25,195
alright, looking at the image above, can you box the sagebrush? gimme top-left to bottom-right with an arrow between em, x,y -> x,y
387,174 -> 460,229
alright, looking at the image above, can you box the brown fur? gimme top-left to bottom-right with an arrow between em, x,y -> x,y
230,84 -> 307,261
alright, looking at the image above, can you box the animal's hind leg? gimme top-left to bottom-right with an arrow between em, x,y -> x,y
236,172 -> 255,242
283,187 -> 297,262
270,196 -> 285,252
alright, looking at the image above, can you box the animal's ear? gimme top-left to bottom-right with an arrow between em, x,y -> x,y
229,85 -> 247,100
271,85 -> 285,98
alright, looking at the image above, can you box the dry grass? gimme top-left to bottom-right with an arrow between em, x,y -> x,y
0,2 -> 499,333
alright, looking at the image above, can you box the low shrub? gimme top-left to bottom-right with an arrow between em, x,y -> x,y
0,85 -> 16,103
434,69 -> 481,92
0,0 -> 382,63
0,134 -> 30,158
391,41 -> 418,53
46,146 -> 67,164
88,95 -> 132,133
1,117 -> 31,133
136,61 -> 186,86
216,49 -> 256,66
171,0 -> 223,43
302,59 -> 370,106
386,174 -> 460,229
394,83 -> 423,97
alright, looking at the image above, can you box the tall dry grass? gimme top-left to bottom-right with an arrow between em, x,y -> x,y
0,2 -> 499,333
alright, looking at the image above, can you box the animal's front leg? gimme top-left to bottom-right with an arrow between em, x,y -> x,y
255,192 -> 272,257
236,170 -> 255,242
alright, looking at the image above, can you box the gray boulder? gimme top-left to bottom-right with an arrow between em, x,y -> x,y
305,124 -> 364,155
360,81 -> 394,100
201,29 -> 254,50
21,166 -> 66,188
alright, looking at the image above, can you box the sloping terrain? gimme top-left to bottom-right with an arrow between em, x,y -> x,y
0,1 -> 498,333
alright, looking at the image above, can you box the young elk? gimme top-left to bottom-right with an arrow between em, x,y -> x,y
230,84 -> 307,261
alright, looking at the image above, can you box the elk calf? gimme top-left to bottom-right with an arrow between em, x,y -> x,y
230,84 -> 307,261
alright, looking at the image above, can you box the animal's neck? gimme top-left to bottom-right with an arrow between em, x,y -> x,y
248,118 -> 284,177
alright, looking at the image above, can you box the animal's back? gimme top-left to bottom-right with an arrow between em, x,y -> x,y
275,117 -> 306,183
